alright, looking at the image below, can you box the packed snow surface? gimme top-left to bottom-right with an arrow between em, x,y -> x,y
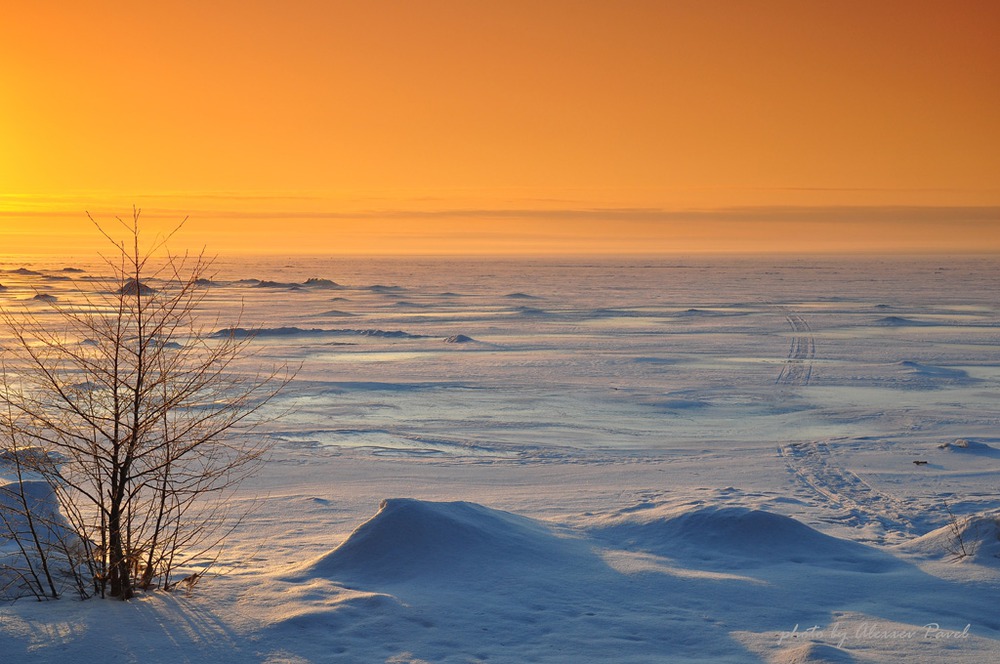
1,254 -> 999,663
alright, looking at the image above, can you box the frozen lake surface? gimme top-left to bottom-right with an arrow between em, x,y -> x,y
1,253 -> 999,662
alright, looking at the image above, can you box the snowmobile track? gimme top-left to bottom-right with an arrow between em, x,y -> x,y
775,312 -> 815,387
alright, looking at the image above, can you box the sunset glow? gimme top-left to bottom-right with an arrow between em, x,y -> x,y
2,1 -> 998,255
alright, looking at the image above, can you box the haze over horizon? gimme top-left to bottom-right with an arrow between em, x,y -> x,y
2,1 -> 998,255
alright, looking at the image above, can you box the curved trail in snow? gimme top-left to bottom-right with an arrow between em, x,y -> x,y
778,440 -> 916,542
774,312 -> 815,387
771,311 -> 915,542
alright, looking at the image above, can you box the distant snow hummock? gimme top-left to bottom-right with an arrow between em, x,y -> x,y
873,315 -> 932,327
213,327 -> 425,339
118,278 -> 156,296
675,308 -> 730,317
895,360 -> 973,384
303,278 -> 342,289
896,360 -> 967,377
938,438 -> 997,455
255,280 -> 300,289
444,334 -> 475,343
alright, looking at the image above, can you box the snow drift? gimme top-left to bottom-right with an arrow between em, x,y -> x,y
0,478 -> 71,547
0,470 -> 81,598
292,498 -> 586,585
901,513 -> 1000,564
590,505 -> 895,571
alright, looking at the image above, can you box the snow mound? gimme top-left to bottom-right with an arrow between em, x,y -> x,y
0,479 -> 66,538
891,361 -> 975,388
117,278 -> 156,295
504,292 -> 537,299
0,475 -> 78,565
675,308 -> 729,317
937,438 -> 997,454
589,308 -> 641,318
896,361 -> 969,380
214,326 -> 316,338
592,505 -> 891,570
873,316 -> 931,327
772,643 -> 855,664
303,278 -> 341,288
31,293 -> 57,302
254,280 -> 299,288
901,513 -> 1000,563
295,499 -> 580,584
650,398 -> 708,410
444,334 -> 475,343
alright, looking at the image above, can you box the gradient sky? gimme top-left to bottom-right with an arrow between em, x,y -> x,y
2,0 -> 999,255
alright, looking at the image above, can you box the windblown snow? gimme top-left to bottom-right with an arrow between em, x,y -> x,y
1,254 -> 999,663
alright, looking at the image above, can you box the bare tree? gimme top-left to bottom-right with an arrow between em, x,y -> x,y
0,210 -> 288,600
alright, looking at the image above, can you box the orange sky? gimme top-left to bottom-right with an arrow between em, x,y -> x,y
2,0 -> 999,255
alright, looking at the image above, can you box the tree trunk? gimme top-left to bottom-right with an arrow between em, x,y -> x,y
107,493 -> 133,599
